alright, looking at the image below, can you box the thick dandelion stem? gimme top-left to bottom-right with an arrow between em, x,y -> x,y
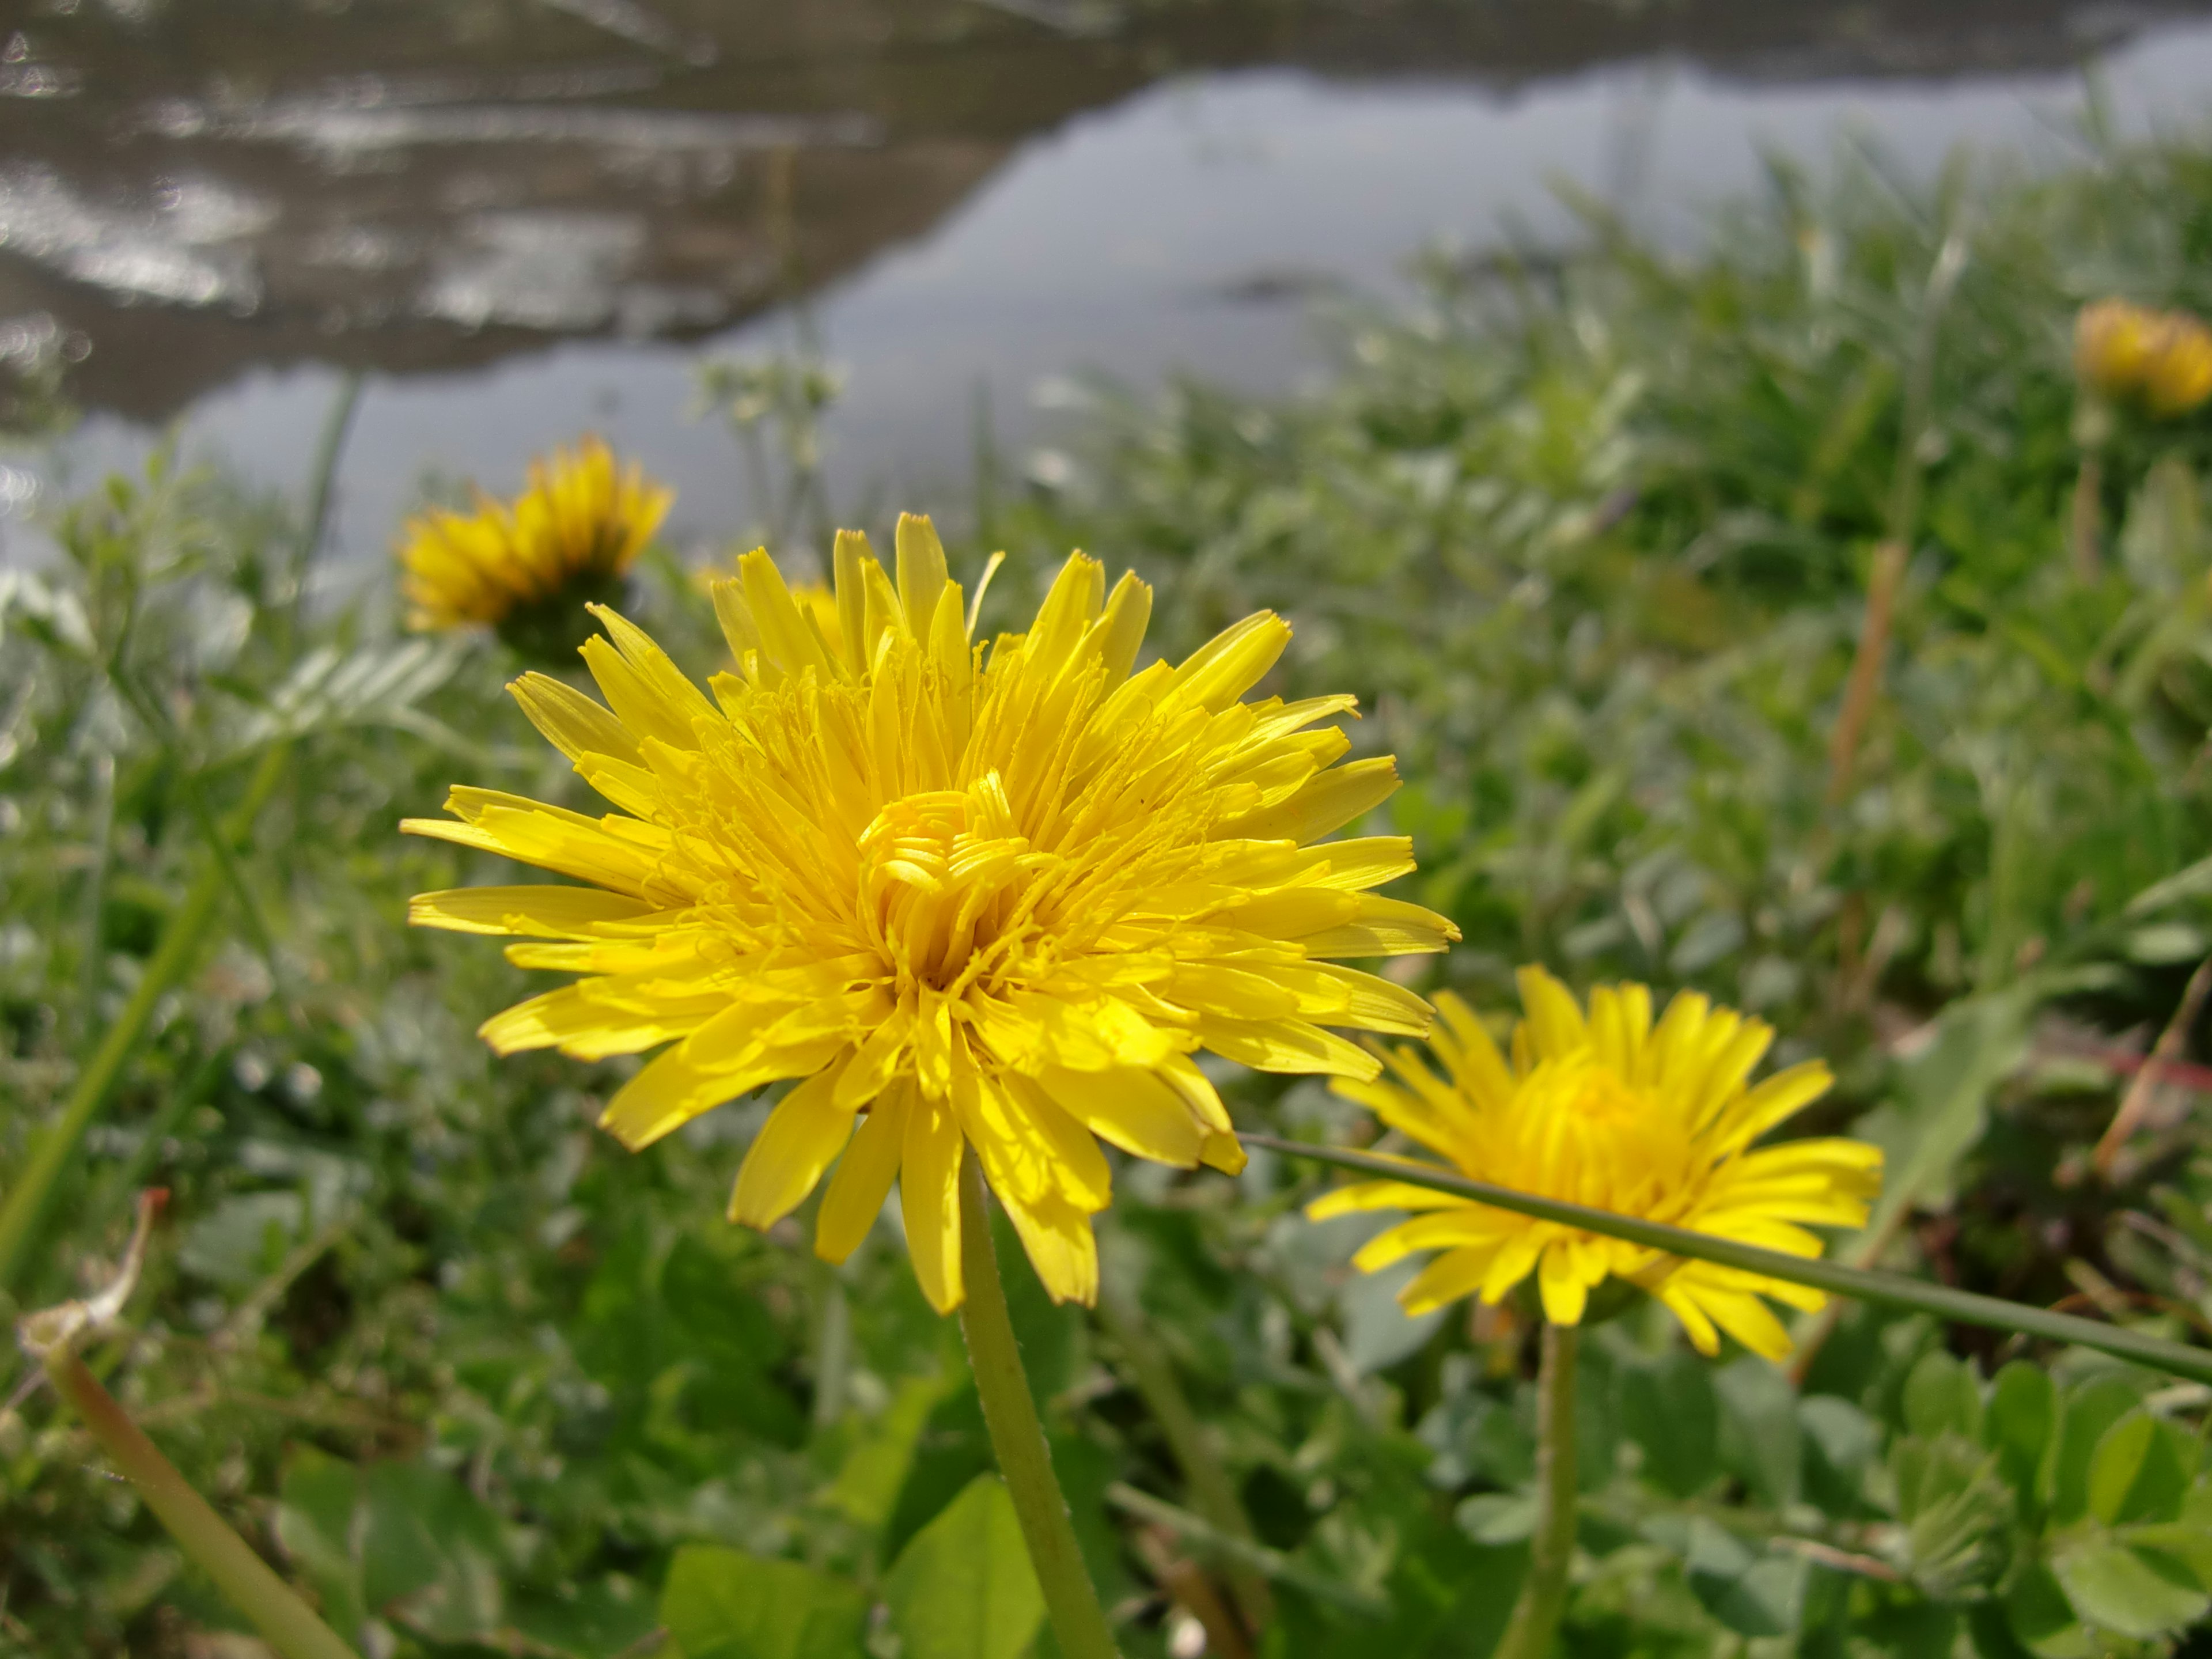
1494,1323 -> 1580,1659
956,1157 -> 1121,1659
45,1350 -> 359,1659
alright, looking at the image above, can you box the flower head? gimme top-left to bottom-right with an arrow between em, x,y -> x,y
2075,300 -> 2212,419
406,515 -> 1457,1312
397,437 -> 672,652
1311,967 -> 1881,1359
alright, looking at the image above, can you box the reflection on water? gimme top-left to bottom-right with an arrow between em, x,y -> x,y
6,0 -> 2212,567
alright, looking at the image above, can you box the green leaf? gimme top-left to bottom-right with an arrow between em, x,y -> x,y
2048,1377 -> 2146,1525
2086,1410 -> 2192,1526
272,1453 -> 507,1648
660,1545 -> 868,1659
1455,1492 -> 1539,1544
1618,1350 -> 1719,1498
2052,1540 -> 2210,1639
360,1461 -> 505,1643
1850,986 -> 2037,1251
1984,1361 -> 2056,1504
2116,1522 -> 2212,1592
2005,1563 -> 2095,1659
1714,1357 -> 1800,1509
1800,1394 -> 1880,1508
826,1372 -> 949,1529
884,1475 -> 1046,1659
1643,1515 -> 1802,1637
1902,1350 -> 1982,1443
882,1384 -> 993,1563
274,1448 -> 366,1643
507,1577 -> 661,1659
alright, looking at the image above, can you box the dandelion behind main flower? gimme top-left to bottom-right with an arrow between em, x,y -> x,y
2075,298 -> 2212,419
1310,966 -> 1880,1359
405,515 -> 1458,1312
398,436 -> 672,657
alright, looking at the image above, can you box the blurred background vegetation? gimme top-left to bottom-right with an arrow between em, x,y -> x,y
19,10 -> 2212,1658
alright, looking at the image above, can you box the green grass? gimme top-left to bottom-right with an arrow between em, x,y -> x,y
11,124 -> 2212,1657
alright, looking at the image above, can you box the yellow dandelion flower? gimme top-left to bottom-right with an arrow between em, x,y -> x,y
2075,299 -> 2212,418
404,514 -> 1458,1313
397,437 -> 673,649
1310,966 -> 1881,1360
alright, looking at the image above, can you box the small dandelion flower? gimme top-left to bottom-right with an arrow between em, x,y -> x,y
398,437 -> 672,656
406,514 -> 1457,1312
2074,299 -> 2212,419
1310,966 -> 1881,1359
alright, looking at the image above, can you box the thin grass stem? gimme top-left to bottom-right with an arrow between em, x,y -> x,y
1248,1134 -> 2212,1386
44,1350 -> 358,1659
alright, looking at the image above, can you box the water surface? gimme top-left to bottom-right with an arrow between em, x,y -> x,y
6,1 -> 2212,569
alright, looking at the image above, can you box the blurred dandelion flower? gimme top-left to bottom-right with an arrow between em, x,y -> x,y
397,437 -> 672,654
1310,966 -> 1880,1359
2074,299 -> 2212,418
406,514 -> 1457,1312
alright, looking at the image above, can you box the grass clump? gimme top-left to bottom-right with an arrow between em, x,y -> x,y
11,126 -> 2212,1657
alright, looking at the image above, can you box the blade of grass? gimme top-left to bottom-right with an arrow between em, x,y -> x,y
1247,1134 -> 2212,1387
0,743 -> 289,1293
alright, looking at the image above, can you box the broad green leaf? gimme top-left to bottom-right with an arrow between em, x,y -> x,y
507,1577 -> 660,1659
1714,1356 -> 1799,1509
2005,1564 -> 2095,1659
1618,1350 -> 1719,1498
660,1545 -> 868,1659
1984,1361 -> 2056,1505
1800,1394 -> 1880,1512
1646,1514 -> 1802,1637
882,1384 -> 993,1563
2048,1377 -> 2146,1525
2087,1410 -> 2192,1526
2117,1522 -> 2212,1592
1456,1491 -> 1539,1544
274,1448 -> 366,1643
1846,985 -> 2037,1256
827,1372 -> 949,1529
2052,1540 -> 2210,1639
884,1475 -> 1045,1659
1902,1350 -> 1982,1443
361,1461 -> 505,1643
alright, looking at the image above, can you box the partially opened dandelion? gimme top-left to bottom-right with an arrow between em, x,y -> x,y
1311,965 -> 1881,1357
1310,965 -> 1879,1659
397,436 -> 672,658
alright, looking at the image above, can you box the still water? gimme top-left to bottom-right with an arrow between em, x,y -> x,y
7,1 -> 2212,574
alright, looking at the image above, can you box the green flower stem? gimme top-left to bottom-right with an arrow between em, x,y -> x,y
1245,1134 -> 2212,1387
0,743 -> 289,1293
1493,1323 -> 1579,1659
956,1157 -> 1121,1659
1095,1285 -> 1274,1635
45,1349 -> 358,1659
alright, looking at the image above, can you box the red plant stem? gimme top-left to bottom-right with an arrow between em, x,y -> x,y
44,1351 -> 358,1659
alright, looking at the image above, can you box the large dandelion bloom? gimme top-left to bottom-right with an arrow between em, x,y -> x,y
1310,967 -> 1881,1359
398,436 -> 672,647
405,516 -> 1457,1312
